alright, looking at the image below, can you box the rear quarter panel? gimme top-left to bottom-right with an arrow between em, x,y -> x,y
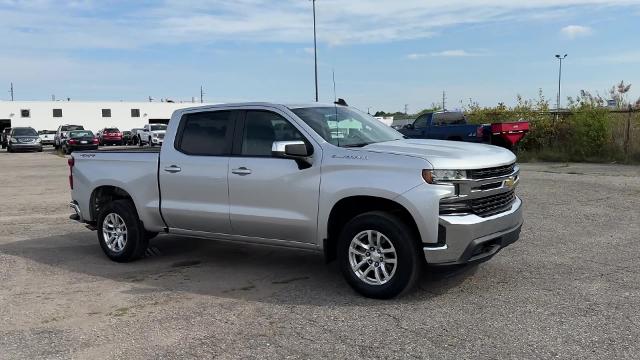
71,151 -> 165,231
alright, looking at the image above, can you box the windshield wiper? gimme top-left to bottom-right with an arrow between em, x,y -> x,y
342,142 -> 373,148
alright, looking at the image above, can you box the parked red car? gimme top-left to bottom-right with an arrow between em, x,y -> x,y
98,128 -> 123,146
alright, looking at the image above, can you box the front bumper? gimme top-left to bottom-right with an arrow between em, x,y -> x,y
151,137 -> 163,144
424,196 -> 523,265
10,143 -> 42,150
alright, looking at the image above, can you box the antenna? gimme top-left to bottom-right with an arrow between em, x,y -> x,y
332,68 -> 337,102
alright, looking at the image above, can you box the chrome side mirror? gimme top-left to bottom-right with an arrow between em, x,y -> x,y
272,140 -> 312,158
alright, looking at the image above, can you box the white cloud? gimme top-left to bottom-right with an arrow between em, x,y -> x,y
408,50 -> 488,59
560,25 -> 593,39
0,0 -> 636,50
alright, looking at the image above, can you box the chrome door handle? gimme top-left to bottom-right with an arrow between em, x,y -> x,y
231,167 -> 252,175
164,165 -> 181,173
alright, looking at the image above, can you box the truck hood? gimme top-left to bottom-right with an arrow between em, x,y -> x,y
362,139 -> 516,169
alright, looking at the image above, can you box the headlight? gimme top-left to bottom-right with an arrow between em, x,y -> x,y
10,138 -> 17,143
36,138 -> 42,143
152,133 -> 158,138
422,169 -> 468,184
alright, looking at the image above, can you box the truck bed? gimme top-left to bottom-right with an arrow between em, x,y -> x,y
71,148 -> 162,229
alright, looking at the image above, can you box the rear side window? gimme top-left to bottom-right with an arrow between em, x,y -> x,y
432,112 -> 466,126
62,125 -> 84,131
241,111 -> 304,156
177,111 -> 234,156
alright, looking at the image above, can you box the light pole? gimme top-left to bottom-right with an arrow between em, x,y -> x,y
312,0 -> 318,102
555,54 -> 567,110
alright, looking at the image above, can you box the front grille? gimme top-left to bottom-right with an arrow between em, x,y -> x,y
469,163 -> 515,179
440,190 -> 516,217
157,133 -> 165,139
471,190 -> 516,217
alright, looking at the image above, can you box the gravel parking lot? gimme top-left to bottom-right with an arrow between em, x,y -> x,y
1,148 -> 639,359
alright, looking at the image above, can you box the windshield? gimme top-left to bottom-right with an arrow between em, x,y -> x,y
290,106 -> 403,147
69,130 -> 93,137
150,125 -> 167,131
13,128 -> 38,136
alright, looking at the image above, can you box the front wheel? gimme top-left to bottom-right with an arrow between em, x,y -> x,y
337,211 -> 422,299
97,200 -> 149,262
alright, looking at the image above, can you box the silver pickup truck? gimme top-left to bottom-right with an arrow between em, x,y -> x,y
68,102 -> 523,298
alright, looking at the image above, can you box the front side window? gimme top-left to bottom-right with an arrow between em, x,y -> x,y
241,111 -> 304,156
413,114 -> 430,128
102,109 -> 111,118
290,106 -> 402,147
177,111 -> 233,156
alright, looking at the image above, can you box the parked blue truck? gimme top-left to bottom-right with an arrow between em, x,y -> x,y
398,111 -> 529,150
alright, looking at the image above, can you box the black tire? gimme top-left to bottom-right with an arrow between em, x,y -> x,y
7,145 -> 13,153
38,147 -> 43,152
1,143 -> 5,149
337,211 -> 422,299
97,199 -> 149,262
138,136 -> 143,147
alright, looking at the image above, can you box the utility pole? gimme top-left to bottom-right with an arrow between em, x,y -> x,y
555,54 -> 567,110
442,90 -> 446,111
51,94 -> 55,101
9,82 -> 14,101
404,104 -> 409,115
312,0 -> 319,102
200,86 -> 204,103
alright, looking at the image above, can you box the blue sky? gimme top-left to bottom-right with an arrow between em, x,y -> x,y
1,0 -> 639,113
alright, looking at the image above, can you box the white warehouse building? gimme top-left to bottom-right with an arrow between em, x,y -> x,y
0,101 -> 214,134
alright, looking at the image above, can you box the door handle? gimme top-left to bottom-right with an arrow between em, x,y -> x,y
231,167 -> 252,175
164,165 -> 182,173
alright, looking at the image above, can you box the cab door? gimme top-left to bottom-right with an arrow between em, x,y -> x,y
227,109 -> 321,243
159,110 -> 238,234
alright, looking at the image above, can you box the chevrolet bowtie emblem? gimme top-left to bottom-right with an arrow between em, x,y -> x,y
504,176 -> 516,188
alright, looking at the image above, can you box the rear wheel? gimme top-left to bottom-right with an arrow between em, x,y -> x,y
338,211 -> 422,299
97,200 -> 149,262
